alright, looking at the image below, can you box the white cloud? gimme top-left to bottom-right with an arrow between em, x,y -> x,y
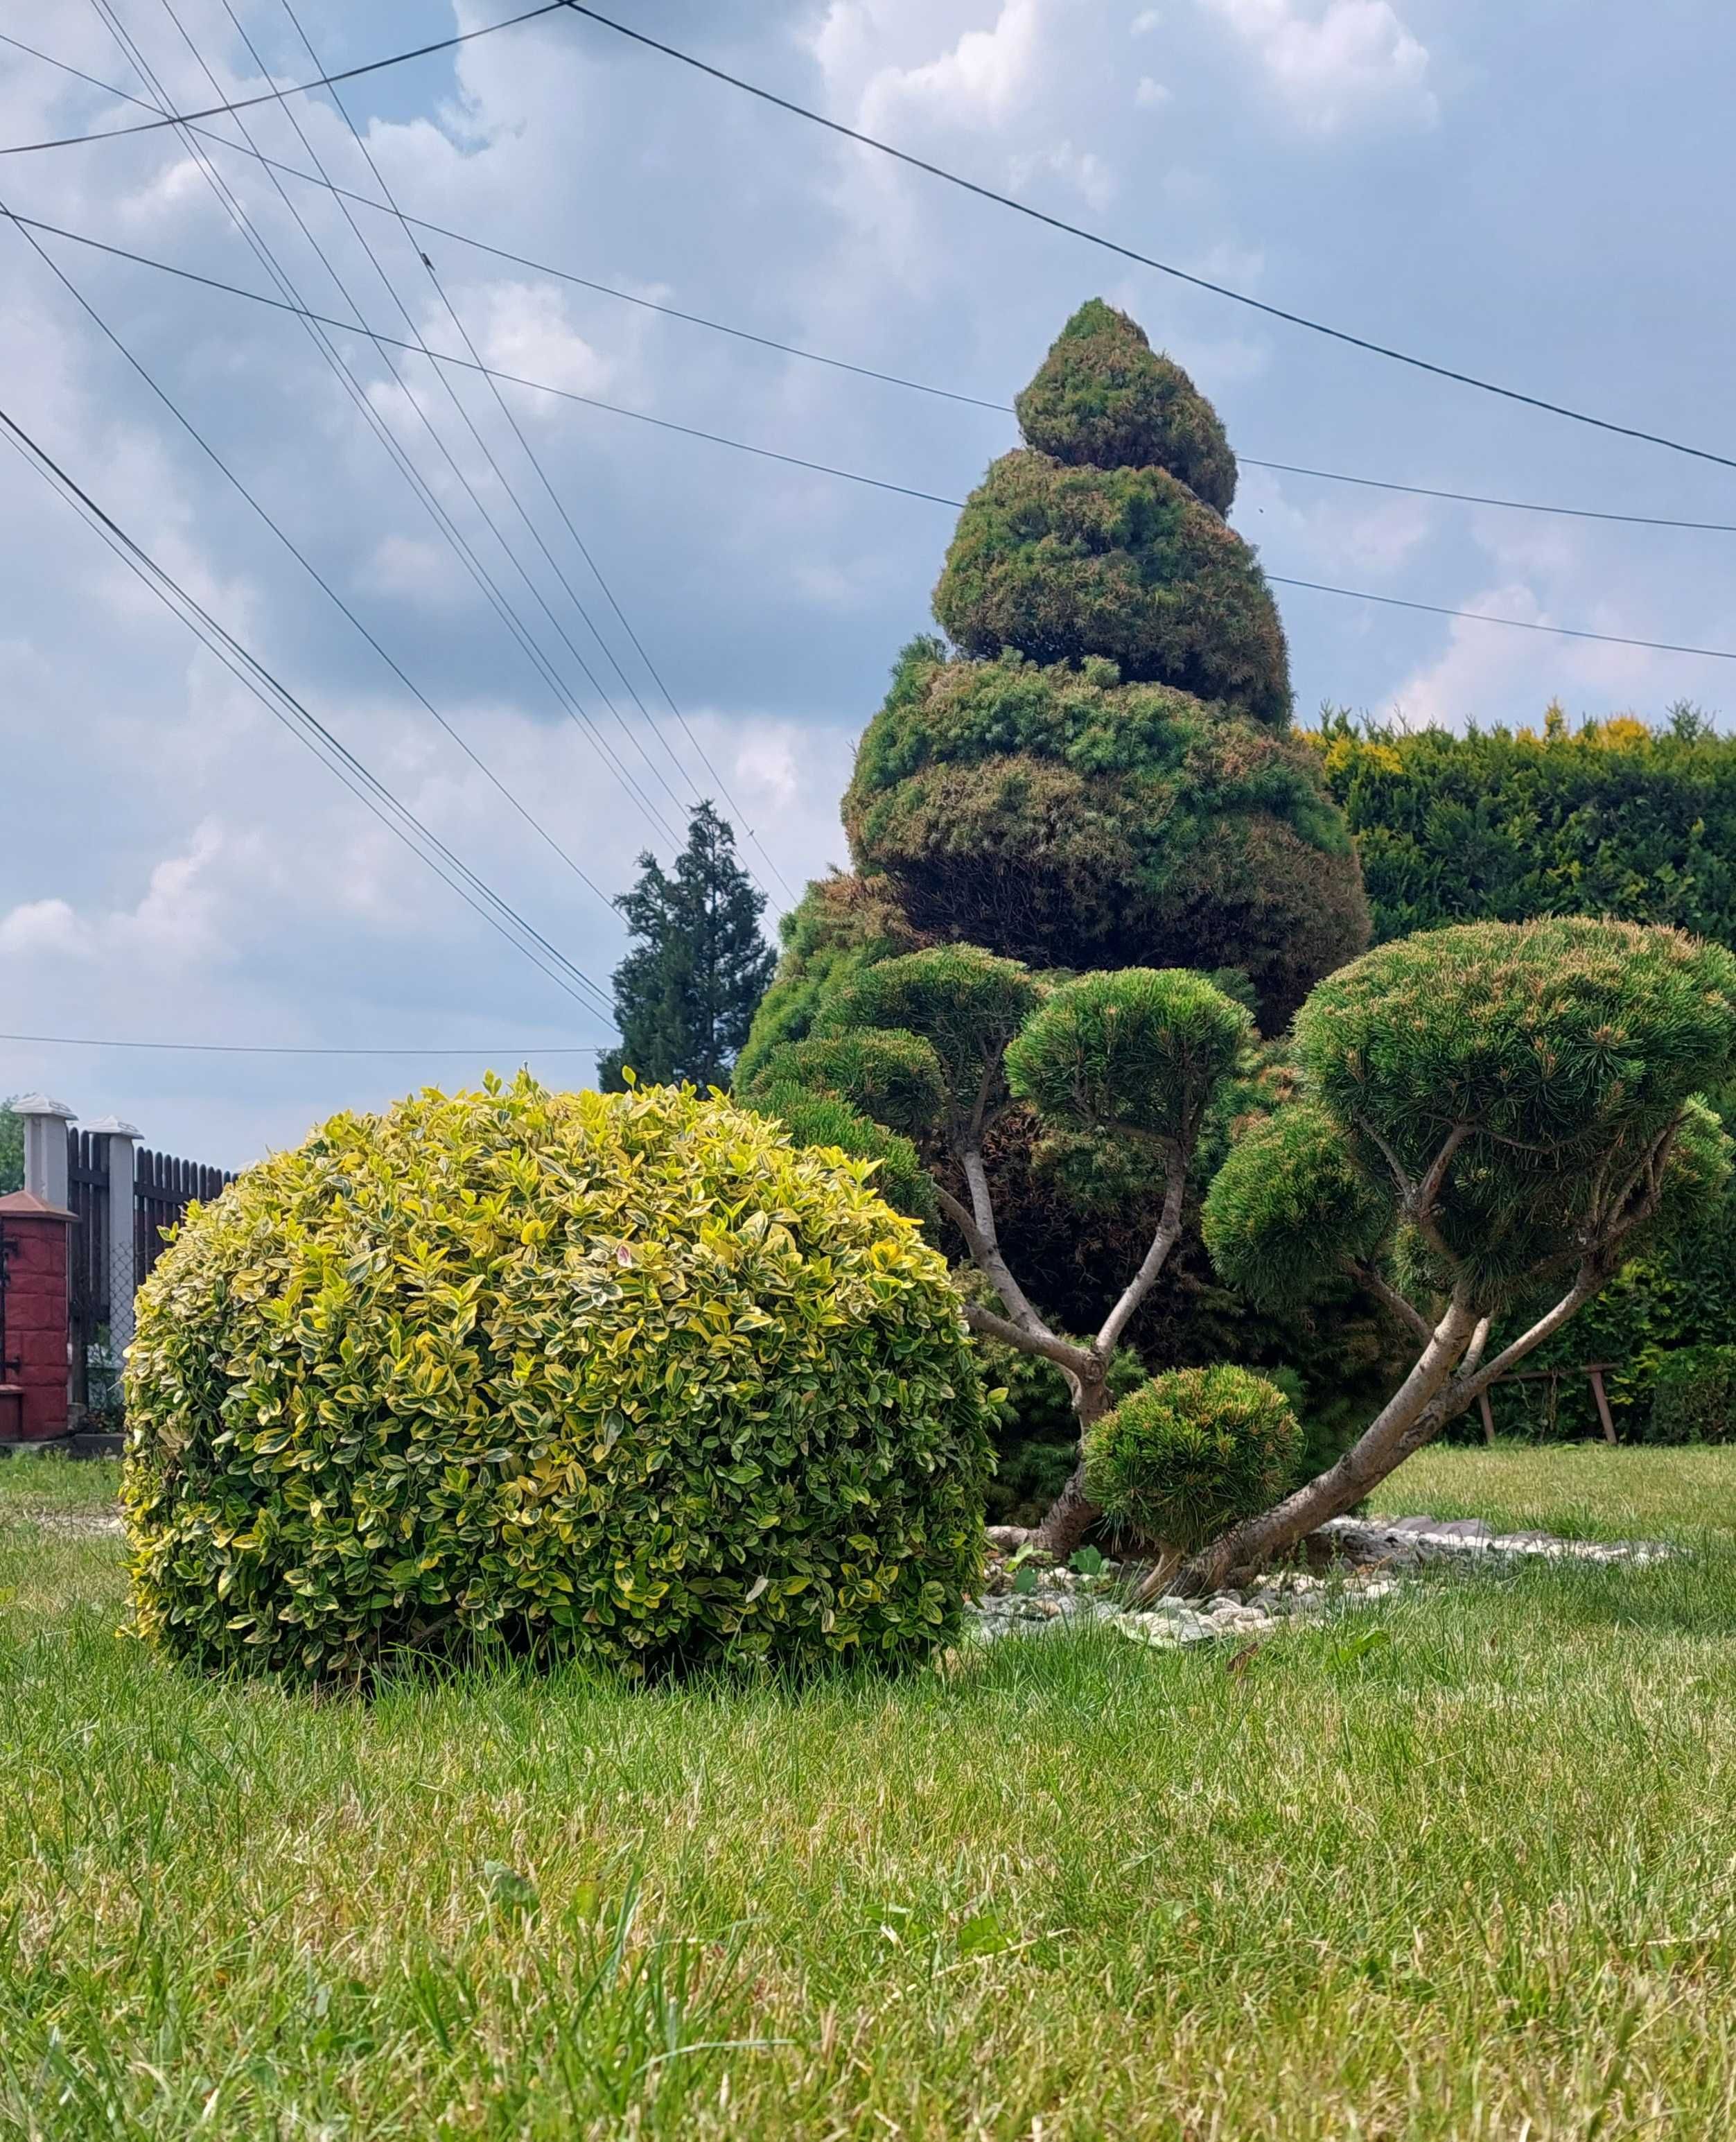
0,899 -> 92,960
1201,0 -> 1437,131
1008,141 -> 1118,211
1136,76 -> 1173,107
1132,8 -> 1164,30
466,281 -> 615,410
816,1 -> 1049,132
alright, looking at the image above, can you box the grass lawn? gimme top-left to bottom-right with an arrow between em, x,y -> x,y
5,1449 -> 1736,2139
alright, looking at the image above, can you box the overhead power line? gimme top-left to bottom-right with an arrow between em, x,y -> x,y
1,1031 -> 606,1057
0,2 -> 568,155
10,36 -> 1735,541
0,403 -> 615,1023
92,0 -> 681,853
0,209 -> 988,505
15,210 -> 1734,671
12,210 -> 1735,668
556,3 -> 1736,480
272,0 -> 793,903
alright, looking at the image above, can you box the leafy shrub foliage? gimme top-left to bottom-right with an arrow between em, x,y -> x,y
1647,1346 -> 1736,1445
933,451 -> 1290,722
1315,705 -> 1736,950
1014,298 -> 1237,511
1082,1366 -> 1303,1551
125,1077 -> 992,1682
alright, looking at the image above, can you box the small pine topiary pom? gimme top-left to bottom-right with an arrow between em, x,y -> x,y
1083,1365 -> 1302,1552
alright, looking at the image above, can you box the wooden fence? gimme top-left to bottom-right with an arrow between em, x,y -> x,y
133,1147 -> 232,1287
64,1128 -> 233,1416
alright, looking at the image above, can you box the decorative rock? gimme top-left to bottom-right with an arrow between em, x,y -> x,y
965,1513 -> 1676,1648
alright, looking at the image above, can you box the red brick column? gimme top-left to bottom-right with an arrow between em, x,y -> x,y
0,1190 -> 74,1443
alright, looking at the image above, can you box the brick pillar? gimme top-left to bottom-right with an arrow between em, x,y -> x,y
87,1117 -> 141,1355
0,1190 -> 76,1443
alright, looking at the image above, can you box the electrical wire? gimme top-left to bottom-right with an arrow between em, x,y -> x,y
0,209 -> 976,505
12,34 -> 1734,539
213,0 -> 699,842
556,3 -> 1736,480
13,207 -> 1735,665
0,404 -> 616,1021
274,0 -> 790,900
1,1032 -> 606,1056
109,0 -> 682,848
3,194 -> 627,931
0,2 -> 568,154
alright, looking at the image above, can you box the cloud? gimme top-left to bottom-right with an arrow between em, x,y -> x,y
1200,0 -> 1437,131
816,1 -> 1049,132
1136,76 -> 1173,108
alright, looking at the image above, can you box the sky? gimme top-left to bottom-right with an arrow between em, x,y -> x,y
2,0 -> 1735,1167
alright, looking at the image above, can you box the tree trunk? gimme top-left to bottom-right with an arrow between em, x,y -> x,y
986,1367 -> 1113,1559
1175,1297 -> 1478,1593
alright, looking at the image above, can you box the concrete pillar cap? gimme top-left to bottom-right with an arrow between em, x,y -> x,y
10,1095 -> 76,1119
85,1116 -> 141,1138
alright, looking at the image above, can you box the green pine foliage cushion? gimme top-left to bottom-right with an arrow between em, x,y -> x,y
1083,1365 -> 1303,1553
124,1077 -> 992,1683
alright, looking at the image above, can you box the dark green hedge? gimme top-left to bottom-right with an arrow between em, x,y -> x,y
1315,706 -> 1736,948
1648,1346 -> 1736,1445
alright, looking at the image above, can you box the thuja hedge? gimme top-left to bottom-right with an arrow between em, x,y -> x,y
1315,705 -> 1736,948
125,1077 -> 992,1682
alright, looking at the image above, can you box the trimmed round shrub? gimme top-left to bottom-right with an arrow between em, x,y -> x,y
820,945 -> 1042,1116
124,1077 -> 992,1682
1295,918 -> 1736,1290
1082,1365 -> 1303,1552
1006,968 -> 1254,1149
1647,1345 -> 1736,1445
740,1029 -> 946,1140
932,451 -> 1290,723
1015,298 -> 1237,510
1203,1102 -> 1394,1310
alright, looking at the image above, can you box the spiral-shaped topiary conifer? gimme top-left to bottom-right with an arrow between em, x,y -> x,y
828,299 -> 1367,1038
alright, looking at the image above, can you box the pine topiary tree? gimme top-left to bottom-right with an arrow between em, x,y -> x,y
1194,918 -> 1736,1587
599,802 -> 775,1092
748,945 -> 1258,1554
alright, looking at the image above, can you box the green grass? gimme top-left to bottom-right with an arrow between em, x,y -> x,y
1372,1439 -> 1736,1544
5,1452 -> 1736,2139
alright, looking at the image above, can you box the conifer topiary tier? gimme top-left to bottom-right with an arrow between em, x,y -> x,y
741,297 -> 1368,1060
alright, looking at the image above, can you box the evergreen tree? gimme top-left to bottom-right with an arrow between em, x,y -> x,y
0,1102 -> 21,1196
597,803 -> 775,1092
